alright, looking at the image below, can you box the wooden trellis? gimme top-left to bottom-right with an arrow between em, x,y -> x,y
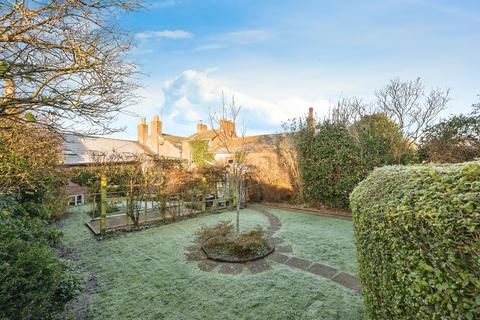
86,174 -> 238,235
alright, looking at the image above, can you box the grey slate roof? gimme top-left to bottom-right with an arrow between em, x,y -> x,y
63,134 -> 154,165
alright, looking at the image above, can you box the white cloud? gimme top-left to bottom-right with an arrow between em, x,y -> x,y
191,30 -> 272,53
209,29 -> 272,44
193,43 -> 228,52
158,69 -> 331,135
135,30 -> 193,40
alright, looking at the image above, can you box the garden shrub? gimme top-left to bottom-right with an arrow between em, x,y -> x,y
419,103 -> 480,163
0,210 -> 81,320
0,125 -> 68,218
301,122 -> 363,208
0,124 -> 80,318
289,113 -> 413,209
196,221 -> 270,258
350,162 -> 480,319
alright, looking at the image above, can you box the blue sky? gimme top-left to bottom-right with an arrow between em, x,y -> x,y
111,0 -> 480,139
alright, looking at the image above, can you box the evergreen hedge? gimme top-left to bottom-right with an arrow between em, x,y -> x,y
350,162 -> 480,319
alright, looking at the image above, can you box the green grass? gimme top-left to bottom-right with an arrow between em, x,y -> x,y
61,208 -> 365,319
271,209 -> 359,275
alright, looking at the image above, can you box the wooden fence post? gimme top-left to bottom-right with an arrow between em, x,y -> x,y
201,190 -> 206,212
100,175 -> 107,235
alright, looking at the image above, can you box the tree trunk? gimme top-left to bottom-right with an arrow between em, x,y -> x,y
236,178 -> 240,233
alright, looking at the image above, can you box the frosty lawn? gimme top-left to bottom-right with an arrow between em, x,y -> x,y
61,207 -> 365,319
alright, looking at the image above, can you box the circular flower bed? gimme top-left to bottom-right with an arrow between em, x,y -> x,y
196,221 -> 274,263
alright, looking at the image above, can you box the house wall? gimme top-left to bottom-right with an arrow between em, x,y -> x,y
137,116 -> 183,159
245,151 -> 294,202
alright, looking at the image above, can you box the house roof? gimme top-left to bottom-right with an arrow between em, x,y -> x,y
187,129 -> 218,141
211,133 -> 284,154
63,134 -> 154,165
162,133 -> 187,144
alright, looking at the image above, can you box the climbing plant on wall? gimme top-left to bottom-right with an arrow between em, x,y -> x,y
189,140 -> 214,168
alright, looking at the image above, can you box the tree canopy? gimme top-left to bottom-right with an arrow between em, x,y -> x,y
1,0 -> 141,134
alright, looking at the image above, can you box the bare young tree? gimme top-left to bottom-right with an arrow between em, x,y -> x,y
209,94 -> 247,233
0,0 -> 141,134
375,78 -> 450,143
329,96 -> 370,125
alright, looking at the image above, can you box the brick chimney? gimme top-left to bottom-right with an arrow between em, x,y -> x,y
307,107 -> 315,130
219,118 -> 236,138
151,115 -> 162,136
137,117 -> 148,144
196,122 -> 208,133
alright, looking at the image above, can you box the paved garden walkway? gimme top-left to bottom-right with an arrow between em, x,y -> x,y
253,205 -> 362,293
186,205 -> 362,293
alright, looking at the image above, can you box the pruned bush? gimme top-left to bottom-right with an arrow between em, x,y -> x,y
196,221 -> 270,259
350,162 -> 480,319
287,112 -> 413,209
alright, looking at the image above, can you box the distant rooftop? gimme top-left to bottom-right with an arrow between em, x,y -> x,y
62,134 -> 154,165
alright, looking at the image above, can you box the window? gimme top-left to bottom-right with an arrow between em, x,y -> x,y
69,194 -> 84,206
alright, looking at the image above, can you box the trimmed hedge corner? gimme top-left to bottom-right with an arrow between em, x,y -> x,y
350,162 -> 480,319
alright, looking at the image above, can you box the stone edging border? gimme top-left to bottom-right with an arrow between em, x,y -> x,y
201,245 -> 275,263
260,203 -> 352,220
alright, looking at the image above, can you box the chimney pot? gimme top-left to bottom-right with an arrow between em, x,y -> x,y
307,107 -> 315,130
137,117 -> 148,144
196,122 -> 208,133
151,114 -> 162,136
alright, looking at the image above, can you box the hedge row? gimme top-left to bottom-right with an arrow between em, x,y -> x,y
350,162 -> 480,319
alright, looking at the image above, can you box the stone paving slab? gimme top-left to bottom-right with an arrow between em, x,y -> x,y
307,263 -> 338,279
185,251 -> 205,261
284,256 -> 314,271
332,272 -> 362,293
276,245 -> 293,253
270,237 -> 284,245
245,260 -> 272,274
219,263 -> 244,275
198,260 -> 219,272
267,252 -> 290,264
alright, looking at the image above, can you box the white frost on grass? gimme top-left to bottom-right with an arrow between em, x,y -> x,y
61,209 -> 365,319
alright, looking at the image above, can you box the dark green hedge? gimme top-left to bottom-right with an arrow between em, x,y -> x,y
350,162 -> 480,319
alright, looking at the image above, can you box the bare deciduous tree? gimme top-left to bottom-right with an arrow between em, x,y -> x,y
375,77 -> 450,143
209,94 -> 247,233
0,0 -> 141,134
329,96 -> 370,125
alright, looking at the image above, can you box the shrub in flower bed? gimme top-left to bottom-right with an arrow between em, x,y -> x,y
350,162 -> 480,319
196,221 -> 273,261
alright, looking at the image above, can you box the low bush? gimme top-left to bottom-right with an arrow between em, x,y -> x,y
0,211 -> 81,319
196,221 -> 270,259
350,162 -> 480,319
